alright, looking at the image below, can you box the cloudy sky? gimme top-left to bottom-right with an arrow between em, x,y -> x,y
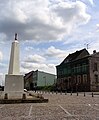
0,0 -> 99,85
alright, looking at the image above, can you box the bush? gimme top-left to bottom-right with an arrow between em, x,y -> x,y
36,86 -> 54,91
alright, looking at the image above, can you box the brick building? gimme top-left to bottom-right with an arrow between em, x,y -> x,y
56,49 -> 99,92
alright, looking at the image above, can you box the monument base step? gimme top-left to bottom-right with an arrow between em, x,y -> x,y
0,98 -> 48,104
0,91 -> 48,104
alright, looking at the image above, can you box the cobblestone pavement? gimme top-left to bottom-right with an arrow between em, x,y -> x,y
0,92 -> 99,120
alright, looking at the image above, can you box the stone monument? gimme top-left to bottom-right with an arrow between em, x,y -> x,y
0,34 -> 48,103
4,33 -> 24,99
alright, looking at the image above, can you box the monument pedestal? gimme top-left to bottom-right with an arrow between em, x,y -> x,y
4,74 -> 24,99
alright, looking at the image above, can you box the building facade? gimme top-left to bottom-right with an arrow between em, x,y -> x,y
24,70 -> 56,90
56,49 -> 99,92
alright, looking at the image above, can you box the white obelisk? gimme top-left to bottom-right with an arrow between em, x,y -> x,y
4,33 -> 24,99
8,33 -> 20,75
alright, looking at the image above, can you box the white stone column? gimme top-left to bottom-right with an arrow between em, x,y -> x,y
8,40 -> 20,75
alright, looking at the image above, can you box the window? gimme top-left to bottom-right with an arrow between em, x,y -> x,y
73,76 -> 76,84
94,63 -> 98,71
68,77 -> 71,87
77,75 -> 81,84
64,68 -> 68,74
83,74 -> 87,83
77,64 -> 81,73
73,66 -> 77,73
34,83 -> 37,87
95,75 -> 98,83
68,68 -> 71,74
58,69 -> 63,76
64,59 -> 69,63
82,63 -> 88,72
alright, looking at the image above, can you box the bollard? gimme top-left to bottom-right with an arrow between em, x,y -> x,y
65,91 -> 67,95
92,92 -> 94,97
84,92 -> 85,97
39,94 -> 44,99
60,91 -> 62,95
4,93 -> 8,99
71,91 -> 72,96
77,92 -> 78,96
22,93 -> 26,99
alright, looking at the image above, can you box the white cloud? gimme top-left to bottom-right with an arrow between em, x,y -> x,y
0,73 -> 5,86
85,0 -> 94,5
25,54 -> 46,63
96,24 -> 99,27
21,62 -> 56,74
0,63 -> 6,68
20,67 -> 30,75
25,46 -> 34,51
0,0 -> 91,41
96,24 -> 99,31
21,46 -> 57,74
46,46 -> 66,59
0,51 -> 3,61
79,0 -> 94,5
51,1 -> 90,25
88,0 -> 94,5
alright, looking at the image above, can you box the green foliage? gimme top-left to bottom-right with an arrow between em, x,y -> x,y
37,85 -> 54,91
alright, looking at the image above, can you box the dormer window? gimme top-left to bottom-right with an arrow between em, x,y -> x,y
64,59 -> 69,63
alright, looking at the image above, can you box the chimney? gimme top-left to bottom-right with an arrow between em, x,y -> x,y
93,50 -> 96,54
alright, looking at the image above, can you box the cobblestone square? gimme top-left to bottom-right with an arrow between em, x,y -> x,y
0,92 -> 99,120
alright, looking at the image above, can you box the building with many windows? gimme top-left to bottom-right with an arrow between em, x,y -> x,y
24,70 -> 56,90
56,49 -> 99,92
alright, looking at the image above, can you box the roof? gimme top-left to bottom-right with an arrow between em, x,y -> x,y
60,49 -> 89,65
24,71 -> 34,80
24,70 -> 56,80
